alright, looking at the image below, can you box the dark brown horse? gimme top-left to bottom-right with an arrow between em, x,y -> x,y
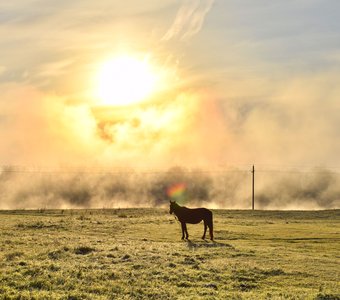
169,201 -> 213,240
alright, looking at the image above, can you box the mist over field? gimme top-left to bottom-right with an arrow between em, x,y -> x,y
1,166 -> 339,210
1,1 -> 340,212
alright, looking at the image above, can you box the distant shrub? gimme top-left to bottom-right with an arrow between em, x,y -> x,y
104,177 -> 129,199
149,166 -> 212,206
60,187 -> 92,207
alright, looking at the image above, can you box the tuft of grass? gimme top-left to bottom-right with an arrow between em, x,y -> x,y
74,246 -> 95,255
168,262 -> 176,268
29,279 -> 51,290
177,281 -> 192,288
118,213 -> 128,218
5,251 -> 24,261
204,283 -> 218,290
262,268 -> 285,276
16,221 -> 64,230
315,293 -> 340,300
182,257 -> 197,265
48,249 -> 67,260
121,254 -> 131,261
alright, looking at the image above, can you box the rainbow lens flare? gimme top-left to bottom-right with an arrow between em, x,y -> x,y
166,183 -> 187,202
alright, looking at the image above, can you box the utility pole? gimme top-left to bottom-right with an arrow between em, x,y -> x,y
252,165 -> 255,210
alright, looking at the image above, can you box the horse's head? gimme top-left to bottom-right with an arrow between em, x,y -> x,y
169,200 -> 176,214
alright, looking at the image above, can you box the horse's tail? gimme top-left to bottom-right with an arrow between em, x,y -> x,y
208,210 -> 214,240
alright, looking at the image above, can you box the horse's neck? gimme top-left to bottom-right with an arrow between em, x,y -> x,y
173,204 -> 185,216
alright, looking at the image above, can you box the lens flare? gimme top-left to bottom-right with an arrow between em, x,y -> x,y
167,183 -> 187,202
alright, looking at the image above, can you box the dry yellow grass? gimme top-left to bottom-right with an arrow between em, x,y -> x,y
0,209 -> 339,299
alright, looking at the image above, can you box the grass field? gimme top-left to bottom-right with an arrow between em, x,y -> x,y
0,209 -> 339,299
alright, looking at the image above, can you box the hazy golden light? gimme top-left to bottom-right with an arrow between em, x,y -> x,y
96,55 -> 158,106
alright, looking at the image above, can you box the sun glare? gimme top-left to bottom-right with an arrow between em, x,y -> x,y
96,55 -> 158,106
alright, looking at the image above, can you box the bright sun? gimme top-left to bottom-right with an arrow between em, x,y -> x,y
96,55 -> 158,106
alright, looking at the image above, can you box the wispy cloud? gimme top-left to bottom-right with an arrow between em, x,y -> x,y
162,0 -> 214,41
0,65 -> 6,76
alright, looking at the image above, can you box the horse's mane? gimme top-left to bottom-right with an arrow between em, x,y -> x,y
172,202 -> 188,209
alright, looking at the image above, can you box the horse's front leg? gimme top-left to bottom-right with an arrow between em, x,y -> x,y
184,223 -> 189,239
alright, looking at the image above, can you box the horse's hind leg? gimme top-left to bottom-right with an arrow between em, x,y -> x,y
181,223 -> 185,240
184,223 -> 189,239
208,216 -> 214,241
202,221 -> 207,239
209,224 -> 214,240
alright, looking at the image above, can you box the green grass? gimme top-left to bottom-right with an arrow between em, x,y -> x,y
0,209 -> 339,299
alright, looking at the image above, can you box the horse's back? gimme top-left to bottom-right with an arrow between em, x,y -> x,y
193,207 -> 212,215
180,207 -> 212,224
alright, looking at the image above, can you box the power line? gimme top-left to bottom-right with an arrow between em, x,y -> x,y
1,165 -> 340,175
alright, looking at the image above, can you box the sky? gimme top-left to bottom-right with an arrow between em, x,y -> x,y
1,0 -> 340,170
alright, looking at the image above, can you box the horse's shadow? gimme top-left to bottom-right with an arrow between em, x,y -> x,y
185,239 -> 234,250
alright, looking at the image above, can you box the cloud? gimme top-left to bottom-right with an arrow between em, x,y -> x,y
162,0 -> 214,41
37,59 -> 74,78
217,70 -> 340,168
0,65 -> 6,75
2,67 -> 339,171
0,83 -> 100,166
89,91 -> 229,168
0,80 -> 229,170
0,1 -> 172,93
